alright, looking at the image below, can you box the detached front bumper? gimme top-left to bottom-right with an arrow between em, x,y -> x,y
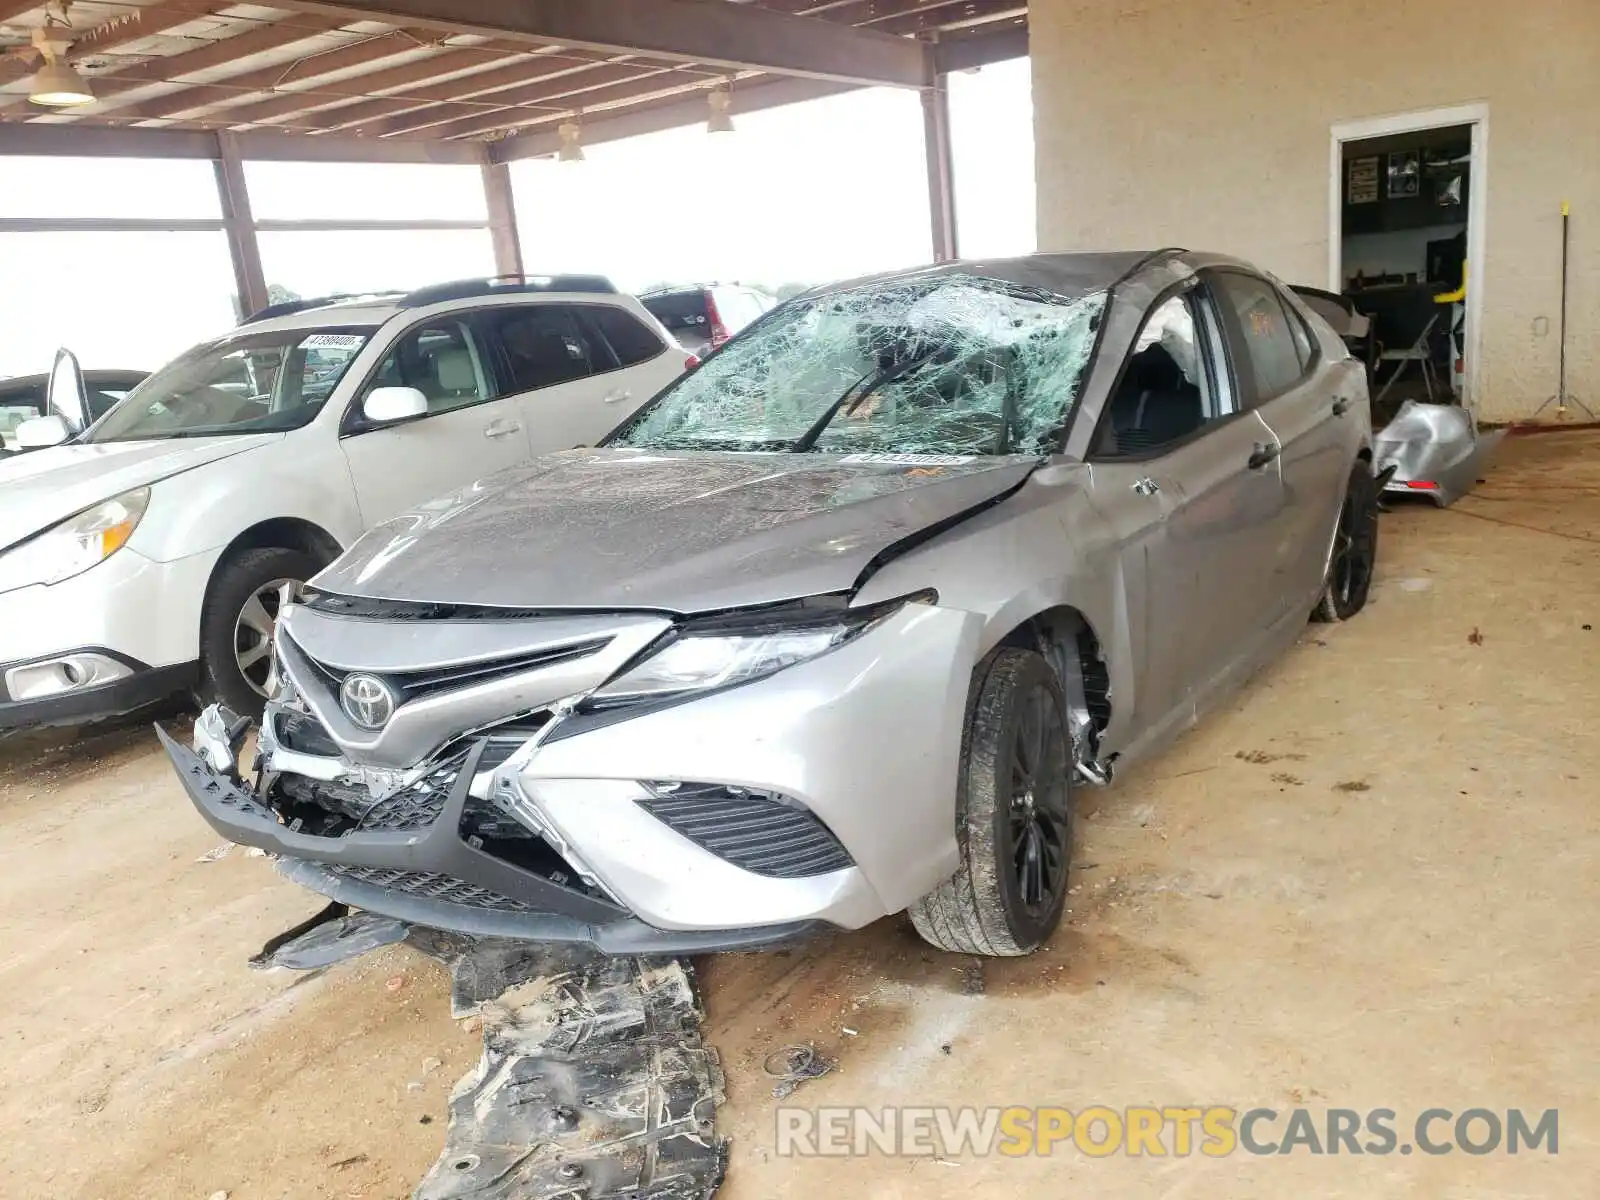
162,601 -> 981,953
160,727 -> 819,954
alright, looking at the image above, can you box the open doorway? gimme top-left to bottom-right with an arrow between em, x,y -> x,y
1329,105 -> 1487,421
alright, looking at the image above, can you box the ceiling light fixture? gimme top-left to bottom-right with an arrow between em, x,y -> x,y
557,116 -> 584,162
27,26 -> 93,107
707,82 -> 734,134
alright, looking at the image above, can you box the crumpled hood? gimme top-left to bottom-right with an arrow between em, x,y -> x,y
0,434 -> 280,552
315,449 -> 1037,612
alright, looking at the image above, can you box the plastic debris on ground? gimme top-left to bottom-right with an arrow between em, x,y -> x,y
762,1043 -> 836,1101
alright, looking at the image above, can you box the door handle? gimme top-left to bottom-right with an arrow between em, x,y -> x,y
483,420 -> 521,439
603,388 -> 633,404
1247,442 -> 1280,470
1132,476 -> 1160,496
1332,396 -> 1351,416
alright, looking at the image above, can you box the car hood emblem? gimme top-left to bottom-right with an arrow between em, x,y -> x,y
340,673 -> 398,730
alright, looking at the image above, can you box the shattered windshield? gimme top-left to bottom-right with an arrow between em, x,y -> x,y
85,326 -> 374,443
610,275 -> 1107,456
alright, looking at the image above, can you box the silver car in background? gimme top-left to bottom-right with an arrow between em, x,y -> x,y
163,250 -> 1381,958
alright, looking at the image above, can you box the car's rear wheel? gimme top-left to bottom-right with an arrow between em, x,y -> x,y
199,547 -> 319,719
1314,465 -> 1380,623
909,648 -> 1073,957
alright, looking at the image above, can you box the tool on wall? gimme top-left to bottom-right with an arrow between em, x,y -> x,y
1534,202 -> 1595,420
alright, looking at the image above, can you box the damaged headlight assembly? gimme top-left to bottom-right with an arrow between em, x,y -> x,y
565,590 -> 937,729
0,487 -> 150,596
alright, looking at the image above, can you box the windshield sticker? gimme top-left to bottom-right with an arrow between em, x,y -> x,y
839,453 -> 975,467
299,333 -> 365,351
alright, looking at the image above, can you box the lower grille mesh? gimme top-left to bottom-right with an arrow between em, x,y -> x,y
637,787 -> 853,878
326,864 -> 533,912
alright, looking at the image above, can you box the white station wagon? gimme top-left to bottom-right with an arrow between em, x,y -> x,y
0,276 -> 686,730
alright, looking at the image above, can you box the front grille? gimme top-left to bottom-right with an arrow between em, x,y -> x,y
637,784 -> 854,878
281,628 -> 606,709
276,764 -> 455,832
325,864 -> 534,912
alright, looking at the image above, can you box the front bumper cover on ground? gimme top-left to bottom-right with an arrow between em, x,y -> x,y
158,726 -> 821,954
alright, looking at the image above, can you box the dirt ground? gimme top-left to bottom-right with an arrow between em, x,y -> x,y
3,430 -> 1598,1200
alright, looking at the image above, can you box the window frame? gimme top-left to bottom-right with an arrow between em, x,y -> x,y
574,302 -> 667,371
478,301 -> 646,400
1206,268 -> 1318,409
1084,281 -> 1243,464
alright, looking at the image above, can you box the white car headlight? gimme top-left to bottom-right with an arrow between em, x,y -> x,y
0,487 -> 150,596
592,590 -> 934,704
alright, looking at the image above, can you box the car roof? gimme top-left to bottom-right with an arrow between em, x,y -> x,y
0,368 -> 147,394
807,250 -> 1181,302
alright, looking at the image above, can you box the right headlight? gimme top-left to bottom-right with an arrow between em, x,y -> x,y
592,589 -> 936,706
0,487 -> 150,596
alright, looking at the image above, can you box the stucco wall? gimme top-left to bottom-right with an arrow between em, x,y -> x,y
1030,0 -> 1600,422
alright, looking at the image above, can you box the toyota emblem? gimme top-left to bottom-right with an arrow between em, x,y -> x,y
340,673 -> 398,730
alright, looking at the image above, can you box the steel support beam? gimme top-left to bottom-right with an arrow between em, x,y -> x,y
271,0 -> 930,87
934,24 -> 1028,72
488,73 -> 855,162
480,159 -> 524,277
214,133 -> 270,318
0,122 -> 484,162
921,75 -> 957,262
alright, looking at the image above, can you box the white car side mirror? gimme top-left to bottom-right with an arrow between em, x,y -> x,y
15,414 -> 71,449
363,386 -> 429,425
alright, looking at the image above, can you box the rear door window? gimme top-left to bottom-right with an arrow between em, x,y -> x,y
1209,272 -> 1307,404
482,305 -> 601,393
582,305 -> 665,368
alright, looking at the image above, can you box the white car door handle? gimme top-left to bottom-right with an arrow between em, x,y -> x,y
603,388 -> 633,404
483,420 -> 522,439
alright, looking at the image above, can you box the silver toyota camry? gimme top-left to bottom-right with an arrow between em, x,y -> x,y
163,250 -> 1381,958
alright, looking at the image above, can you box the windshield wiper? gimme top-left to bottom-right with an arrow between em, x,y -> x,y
790,348 -> 939,453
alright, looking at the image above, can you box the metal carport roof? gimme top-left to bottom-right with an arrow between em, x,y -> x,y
0,0 -> 1027,312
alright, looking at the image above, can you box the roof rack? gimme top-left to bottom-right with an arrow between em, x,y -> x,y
242,291 -> 405,324
398,274 -> 618,307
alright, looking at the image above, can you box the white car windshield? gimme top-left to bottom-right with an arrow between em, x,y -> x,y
86,327 -> 374,443
611,275 -> 1107,456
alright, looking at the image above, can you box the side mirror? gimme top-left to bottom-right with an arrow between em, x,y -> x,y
47,347 -> 89,433
362,386 -> 429,425
16,414 -> 71,449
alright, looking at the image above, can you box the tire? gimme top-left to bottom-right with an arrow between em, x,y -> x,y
1313,465 -> 1380,623
909,648 -> 1074,957
198,547 -> 320,719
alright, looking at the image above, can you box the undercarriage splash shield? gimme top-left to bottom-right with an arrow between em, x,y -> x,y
411,933 -> 726,1200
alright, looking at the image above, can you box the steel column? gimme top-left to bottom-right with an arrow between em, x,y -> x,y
480,158 -> 525,277
213,132 -> 269,318
921,75 -> 958,262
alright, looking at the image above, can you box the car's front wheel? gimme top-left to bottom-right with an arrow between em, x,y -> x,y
909,648 -> 1074,957
199,547 -> 319,719
1314,464 -> 1380,623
